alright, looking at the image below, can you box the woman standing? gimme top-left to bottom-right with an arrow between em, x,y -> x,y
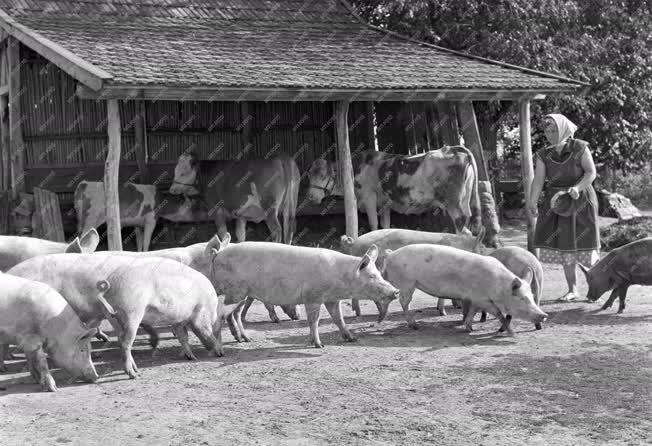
527,114 -> 601,302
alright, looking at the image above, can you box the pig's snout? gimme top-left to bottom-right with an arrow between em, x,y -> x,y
533,311 -> 548,325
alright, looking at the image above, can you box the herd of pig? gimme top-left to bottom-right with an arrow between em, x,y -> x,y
1,226 -> 649,392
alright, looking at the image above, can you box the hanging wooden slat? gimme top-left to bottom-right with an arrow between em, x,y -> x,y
32,187 -> 64,242
0,190 -> 9,235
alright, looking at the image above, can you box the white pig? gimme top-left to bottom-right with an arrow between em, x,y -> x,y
0,272 -> 98,391
383,244 -> 547,332
209,240 -> 399,348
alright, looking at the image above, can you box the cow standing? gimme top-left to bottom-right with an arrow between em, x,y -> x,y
306,146 -> 481,235
169,152 -> 300,244
74,181 -> 209,252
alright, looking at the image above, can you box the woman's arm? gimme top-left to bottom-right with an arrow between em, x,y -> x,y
528,155 -> 546,211
569,147 -> 597,198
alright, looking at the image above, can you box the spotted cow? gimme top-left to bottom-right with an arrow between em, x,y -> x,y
74,181 -> 208,251
169,152 -> 300,244
307,146 -> 482,234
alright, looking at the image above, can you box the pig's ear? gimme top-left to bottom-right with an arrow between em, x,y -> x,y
511,277 -> 522,295
205,235 -> 221,256
356,254 -> 372,274
95,280 -> 116,317
364,244 -> 379,263
76,328 -> 98,343
220,232 -> 231,250
79,228 -> 100,252
522,267 -> 534,284
64,238 -> 83,253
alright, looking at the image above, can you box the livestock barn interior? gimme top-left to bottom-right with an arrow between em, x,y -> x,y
0,0 -> 587,251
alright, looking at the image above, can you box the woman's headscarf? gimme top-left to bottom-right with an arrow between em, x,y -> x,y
545,113 -> 578,146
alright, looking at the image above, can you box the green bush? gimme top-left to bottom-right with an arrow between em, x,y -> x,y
609,165 -> 652,207
600,216 -> 652,251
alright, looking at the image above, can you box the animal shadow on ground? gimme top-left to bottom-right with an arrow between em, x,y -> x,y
271,314 -> 519,351
544,306 -> 652,327
0,339 -> 320,395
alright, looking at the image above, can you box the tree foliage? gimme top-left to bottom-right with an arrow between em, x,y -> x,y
351,0 -> 652,171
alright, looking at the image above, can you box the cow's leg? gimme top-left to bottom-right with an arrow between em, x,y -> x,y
617,284 -> 629,314
305,302 -> 323,348
171,324 -> 197,361
264,211 -> 282,243
351,298 -> 362,317
600,288 -> 619,311
437,298 -> 447,316
134,227 -> 144,252
324,301 -> 355,342
380,205 -> 391,230
142,216 -> 157,252
362,196 -> 379,231
235,218 -> 247,243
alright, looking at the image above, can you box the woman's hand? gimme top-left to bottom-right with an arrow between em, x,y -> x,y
526,200 -> 538,218
568,186 -> 580,200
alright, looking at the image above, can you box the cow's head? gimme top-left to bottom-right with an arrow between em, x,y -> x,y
306,159 -> 336,203
170,152 -> 200,196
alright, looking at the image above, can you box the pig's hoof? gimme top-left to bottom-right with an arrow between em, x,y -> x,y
313,342 -> 324,349
535,323 -> 543,330
213,348 -> 225,357
464,325 -> 473,333
271,316 -> 280,323
439,310 -> 447,316
181,351 -> 197,361
617,309 -> 624,314
496,329 -> 514,337
41,375 -> 58,392
479,313 -> 487,323
342,333 -> 356,342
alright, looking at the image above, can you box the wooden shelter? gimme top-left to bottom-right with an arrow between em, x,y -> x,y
0,0 -> 588,250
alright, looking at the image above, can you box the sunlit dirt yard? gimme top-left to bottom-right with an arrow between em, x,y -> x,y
1,222 -> 651,445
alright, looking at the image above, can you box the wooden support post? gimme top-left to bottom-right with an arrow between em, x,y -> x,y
134,100 -> 149,183
0,41 -> 8,192
457,102 -> 489,181
105,99 -> 123,251
519,99 -> 535,253
364,102 -> 377,151
335,100 -> 358,239
7,37 -> 24,198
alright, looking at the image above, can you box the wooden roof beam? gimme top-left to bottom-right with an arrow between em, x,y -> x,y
75,85 -> 573,102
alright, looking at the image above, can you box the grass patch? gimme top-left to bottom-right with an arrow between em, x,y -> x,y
600,216 -> 652,251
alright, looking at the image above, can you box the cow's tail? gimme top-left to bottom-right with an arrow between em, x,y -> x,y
281,157 -> 300,244
455,146 -> 481,233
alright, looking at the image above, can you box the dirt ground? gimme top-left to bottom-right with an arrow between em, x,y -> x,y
1,221 -> 651,445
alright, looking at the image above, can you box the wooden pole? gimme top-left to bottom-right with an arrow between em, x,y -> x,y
240,101 -> 252,152
134,100 -> 149,183
335,100 -> 358,238
519,99 -> 535,253
0,41 -> 8,192
7,37 -> 24,199
105,99 -> 123,251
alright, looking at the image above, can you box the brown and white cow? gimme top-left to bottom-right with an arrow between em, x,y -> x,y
74,181 -> 209,252
306,146 -> 481,234
168,152 -> 300,244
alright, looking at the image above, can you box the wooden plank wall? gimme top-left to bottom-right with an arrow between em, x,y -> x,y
32,187 -> 64,241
